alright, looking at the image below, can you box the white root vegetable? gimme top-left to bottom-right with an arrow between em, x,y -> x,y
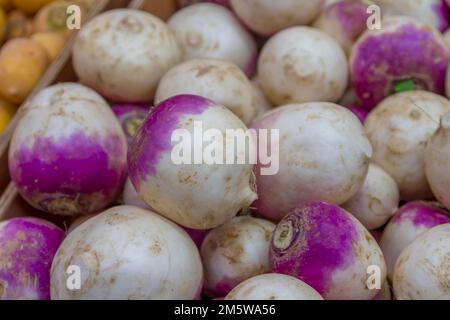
200,216 -> 275,297
168,3 -> 257,76
393,223 -> 450,300
225,274 -> 324,300
258,26 -> 348,106
230,0 -> 325,36
251,78 -> 273,122
51,205 -> 203,299
365,91 -> 450,201
122,177 -> 151,210
155,59 -> 256,124
73,9 -> 181,102
342,163 -> 399,230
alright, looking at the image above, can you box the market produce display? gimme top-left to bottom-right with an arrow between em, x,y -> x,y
0,0 -> 449,302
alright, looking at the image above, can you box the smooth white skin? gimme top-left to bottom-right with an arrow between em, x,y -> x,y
380,209 -> 443,281
373,0 -> 448,31
393,223 -> 450,300
258,27 -> 348,106
73,9 -> 181,102
123,177 -> 150,210
136,104 -> 257,229
225,273 -> 324,300
200,216 -> 275,296
8,83 -> 127,215
230,0 -> 324,36
51,205 -> 203,300
168,3 -> 256,75
254,103 -> 372,221
155,59 -> 256,124
251,78 -> 273,122
365,91 -> 450,201
425,113 -> 450,209
343,163 -> 399,230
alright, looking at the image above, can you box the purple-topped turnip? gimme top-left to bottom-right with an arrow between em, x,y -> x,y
379,201 -> 450,280
73,9 -> 181,103
225,274 -> 324,300
111,104 -> 150,146
168,3 -> 257,77
393,223 -> 450,300
343,163 -> 399,230
51,206 -> 203,299
350,16 -> 450,109
313,0 -> 370,55
200,216 -> 275,297
128,95 -> 257,229
258,26 -> 348,105
365,91 -> 450,200
252,102 -> 371,221
270,202 -> 386,300
9,83 -> 127,216
230,0 -> 324,36
0,217 -> 64,300
155,59 -> 256,124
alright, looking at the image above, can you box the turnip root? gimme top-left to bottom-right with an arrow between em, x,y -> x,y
379,201 -> 450,280
424,113 -> 450,209
351,17 -> 450,109
73,9 -> 181,103
111,104 -> 150,146
252,102 -> 371,221
393,223 -> 450,300
168,3 -> 257,76
270,202 -> 387,300
313,0 -> 370,55
258,27 -> 348,105
373,0 -> 449,32
365,91 -> 450,201
155,59 -> 256,124
177,0 -> 230,8
0,217 -> 64,300
128,95 -> 257,229
200,216 -> 275,297
225,274 -> 323,300
343,164 -> 399,230
251,78 -> 272,122
51,205 -> 203,299
9,83 -> 127,216
230,0 -> 324,36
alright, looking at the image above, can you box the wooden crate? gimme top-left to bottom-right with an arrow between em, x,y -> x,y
0,0 -> 177,226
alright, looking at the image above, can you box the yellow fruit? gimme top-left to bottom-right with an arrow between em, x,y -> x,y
0,96 -> 16,134
12,0 -> 55,14
5,10 -> 33,40
0,7 -> 6,43
31,31 -> 65,61
0,38 -> 49,104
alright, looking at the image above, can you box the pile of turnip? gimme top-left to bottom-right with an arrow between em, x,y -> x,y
2,2 -> 450,301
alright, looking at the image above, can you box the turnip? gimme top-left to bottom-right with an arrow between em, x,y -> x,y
0,217 -> 64,300
373,0 -> 449,32
177,0 -> 230,8
73,9 -> 181,103
365,91 -> 450,201
9,83 -> 127,216
67,213 -> 96,234
346,105 -> 369,123
251,78 -> 273,121
379,201 -> 450,280
167,3 -> 257,77
393,223 -> 450,300
350,16 -> 450,109
200,216 -> 275,297
128,94 -> 257,229
225,273 -> 324,300
443,28 -> 450,50
230,0 -> 324,36
270,202 -> 387,300
313,0 -> 370,55
155,59 -> 256,124
425,112 -> 450,209
111,104 -> 150,146
258,26 -> 348,106
51,205 -> 203,299
252,102 -> 372,221
342,163 -> 399,230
